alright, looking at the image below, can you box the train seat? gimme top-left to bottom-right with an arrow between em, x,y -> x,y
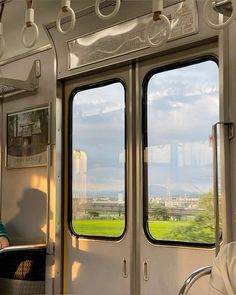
0,245 -> 46,295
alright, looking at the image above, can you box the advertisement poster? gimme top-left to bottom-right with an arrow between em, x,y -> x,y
7,106 -> 49,168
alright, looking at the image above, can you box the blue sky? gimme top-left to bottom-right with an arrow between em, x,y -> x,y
147,60 -> 219,195
72,60 -> 219,197
72,82 -> 125,194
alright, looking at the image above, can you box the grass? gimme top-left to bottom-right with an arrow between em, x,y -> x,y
148,220 -> 190,240
72,219 -> 125,237
72,219 -> 191,239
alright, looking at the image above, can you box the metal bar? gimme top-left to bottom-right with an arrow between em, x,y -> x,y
46,144 -> 54,255
178,266 -> 212,295
211,122 -> 234,253
0,243 -> 46,254
46,144 -> 50,247
212,123 -> 220,256
0,44 -> 51,66
214,0 -> 232,8
213,0 -> 233,17
0,77 -> 34,91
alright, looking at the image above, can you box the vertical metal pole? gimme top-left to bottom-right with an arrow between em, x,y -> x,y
212,123 -> 220,256
46,143 -> 55,295
46,144 -> 52,253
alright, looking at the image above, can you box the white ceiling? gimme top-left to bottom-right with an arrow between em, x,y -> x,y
1,0 -> 95,60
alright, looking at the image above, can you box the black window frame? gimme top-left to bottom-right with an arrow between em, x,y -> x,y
68,78 -> 127,241
142,56 -> 219,248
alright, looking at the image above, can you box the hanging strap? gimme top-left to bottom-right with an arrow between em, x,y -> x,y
21,0 -> 39,48
56,0 -> 76,35
152,0 -> 163,21
0,2 -> 5,58
26,0 -> 32,9
0,2 -> 5,22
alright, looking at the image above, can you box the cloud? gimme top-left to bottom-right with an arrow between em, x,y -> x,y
147,61 -> 219,144
72,82 -> 125,183
70,60 -> 219,194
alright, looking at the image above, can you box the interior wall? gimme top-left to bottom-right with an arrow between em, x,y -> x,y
0,48 -> 56,245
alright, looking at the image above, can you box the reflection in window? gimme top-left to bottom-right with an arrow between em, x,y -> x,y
145,60 -> 219,244
71,82 -> 125,238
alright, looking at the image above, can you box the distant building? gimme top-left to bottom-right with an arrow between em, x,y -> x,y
73,150 -> 87,198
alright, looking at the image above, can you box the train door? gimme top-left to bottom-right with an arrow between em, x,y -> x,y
63,42 -> 225,295
63,65 -> 133,295
138,45 -> 223,294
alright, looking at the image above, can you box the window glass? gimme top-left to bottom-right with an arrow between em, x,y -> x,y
145,60 -> 219,244
71,82 -> 125,238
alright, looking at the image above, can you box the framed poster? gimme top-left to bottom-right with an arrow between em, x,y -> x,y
7,106 -> 49,168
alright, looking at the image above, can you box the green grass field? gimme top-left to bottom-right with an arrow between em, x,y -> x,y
72,219 -> 125,237
72,219 -> 190,240
148,220 -> 190,240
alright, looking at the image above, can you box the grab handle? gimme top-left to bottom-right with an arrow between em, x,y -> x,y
212,123 -> 220,256
46,144 -> 54,254
178,266 -> 212,295
212,122 -> 234,255
203,0 -> 236,30
145,0 -> 171,47
95,0 -> 121,20
21,7 -> 39,48
56,0 -> 75,35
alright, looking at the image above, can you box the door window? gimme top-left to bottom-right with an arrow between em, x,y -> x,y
70,81 -> 126,239
144,59 -> 219,244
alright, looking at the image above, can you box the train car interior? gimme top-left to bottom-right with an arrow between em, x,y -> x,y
0,0 -> 235,294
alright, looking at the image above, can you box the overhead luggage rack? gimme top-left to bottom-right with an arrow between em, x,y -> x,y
0,60 -> 41,98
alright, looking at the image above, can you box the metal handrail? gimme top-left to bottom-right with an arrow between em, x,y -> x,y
178,266 -> 212,295
212,123 -> 220,256
0,243 -> 46,254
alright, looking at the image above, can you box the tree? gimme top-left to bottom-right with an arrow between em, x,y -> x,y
167,192 -> 215,244
150,203 -> 170,221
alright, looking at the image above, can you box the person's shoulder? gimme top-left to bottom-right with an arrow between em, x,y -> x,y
221,242 -> 236,256
225,242 -> 236,249
214,242 -> 236,267
224,242 -> 236,266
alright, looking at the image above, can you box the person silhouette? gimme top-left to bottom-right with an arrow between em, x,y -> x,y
5,188 -> 47,244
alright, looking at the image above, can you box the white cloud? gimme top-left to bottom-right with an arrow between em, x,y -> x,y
71,60 -> 219,194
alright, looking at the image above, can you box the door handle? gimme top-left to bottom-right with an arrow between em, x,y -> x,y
122,258 -> 128,278
143,260 -> 149,281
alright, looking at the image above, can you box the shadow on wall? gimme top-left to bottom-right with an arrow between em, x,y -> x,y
5,188 -> 47,244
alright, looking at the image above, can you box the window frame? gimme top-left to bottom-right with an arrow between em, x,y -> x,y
68,78 -> 127,241
142,56 -> 219,247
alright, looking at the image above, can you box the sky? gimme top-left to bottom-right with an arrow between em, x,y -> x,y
72,82 -> 125,195
146,60 -> 219,195
72,60 -> 219,198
